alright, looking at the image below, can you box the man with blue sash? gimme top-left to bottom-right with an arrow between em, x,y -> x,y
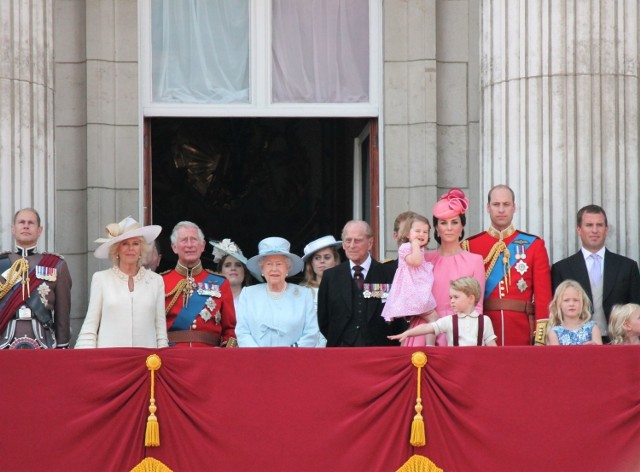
163,221 -> 237,347
0,208 -> 72,349
462,185 -> 552,345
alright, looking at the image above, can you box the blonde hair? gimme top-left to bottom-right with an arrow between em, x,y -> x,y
108,236 -> 151,266
608,303 -> 640,344
397,214 -> 430,245
449,277 -> 481,306
548,280 -> 592,327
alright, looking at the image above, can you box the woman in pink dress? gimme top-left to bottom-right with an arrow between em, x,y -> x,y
425,189 -> 486,346
381,214 -> 437,346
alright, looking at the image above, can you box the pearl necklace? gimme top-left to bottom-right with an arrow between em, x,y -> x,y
266,283 -> 287,300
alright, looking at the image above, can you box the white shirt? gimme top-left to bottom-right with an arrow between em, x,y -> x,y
581,247 -> 606,279
349,254 -> 372,280
431,310 -> 497,346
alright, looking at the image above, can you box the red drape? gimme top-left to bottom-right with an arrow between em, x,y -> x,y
0,346 -> 638,471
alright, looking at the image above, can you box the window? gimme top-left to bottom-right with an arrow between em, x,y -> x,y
141,0 -> 380,117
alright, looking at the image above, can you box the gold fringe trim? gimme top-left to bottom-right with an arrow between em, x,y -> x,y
410,352 -> 428,447
483,241 -> 511,290
0,258 -> 30,300
130,457 -> 173,472
396,455 -> 443,472
145,354 -> 162,447
165,279 -> 188,315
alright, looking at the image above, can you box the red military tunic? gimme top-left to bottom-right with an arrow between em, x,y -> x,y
163,262 -> 236,347
462,226 -> 552,346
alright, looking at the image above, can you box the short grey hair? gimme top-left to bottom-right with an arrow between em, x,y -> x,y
170,221 -> 205,245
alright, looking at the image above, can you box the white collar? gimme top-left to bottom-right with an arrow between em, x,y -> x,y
350,254 -> 372,272
457,310 -> 480,319
580,247 -> 606,261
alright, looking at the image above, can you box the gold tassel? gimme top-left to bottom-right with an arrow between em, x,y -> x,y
130,457 -> 173,472
410,352 -> 428,447
145,354 -> 162,447
396,454 -> 443,472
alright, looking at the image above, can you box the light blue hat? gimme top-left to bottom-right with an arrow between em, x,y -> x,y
246,237 -> 304,277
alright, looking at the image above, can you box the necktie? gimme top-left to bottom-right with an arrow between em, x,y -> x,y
353,265 -> 364,290
589,254 -> 602,287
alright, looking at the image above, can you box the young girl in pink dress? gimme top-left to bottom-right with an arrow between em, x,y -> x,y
382,214 -> 437,346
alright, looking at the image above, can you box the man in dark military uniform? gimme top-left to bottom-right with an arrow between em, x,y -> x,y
0,208 -> 72,349
163,221 -> 237,347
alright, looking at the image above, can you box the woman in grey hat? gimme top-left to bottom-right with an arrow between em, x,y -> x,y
236,237 -> 319,347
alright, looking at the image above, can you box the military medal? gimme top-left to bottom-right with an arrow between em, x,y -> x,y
363,283 -> 372,298
517,278 -> 528,292
199,308 -> 212,322
214,311 -> 221,325
36,266 -> 57,281
197,282 -> 221,297
515,260 -> 529,276
37,283 -> 50,306
206,297 -> 217,311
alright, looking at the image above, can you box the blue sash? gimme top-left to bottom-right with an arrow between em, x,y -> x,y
170,274 -> 224,331
484,233 -> 536,299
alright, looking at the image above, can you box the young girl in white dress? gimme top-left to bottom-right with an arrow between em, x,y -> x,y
382,214 -> 437,346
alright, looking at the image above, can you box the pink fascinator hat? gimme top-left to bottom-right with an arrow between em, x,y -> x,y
432,188 -> 469,219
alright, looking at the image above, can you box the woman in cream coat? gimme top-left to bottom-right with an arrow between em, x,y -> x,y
75,217 -> 169,348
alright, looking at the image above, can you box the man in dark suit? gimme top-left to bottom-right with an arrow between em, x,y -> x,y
318,220 -> 404,346
552,205 -> 640,342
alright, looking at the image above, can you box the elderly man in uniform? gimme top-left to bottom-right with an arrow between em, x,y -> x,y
163,221 -> 237,347
462,185 -> 552,345
0,208 -> 72,349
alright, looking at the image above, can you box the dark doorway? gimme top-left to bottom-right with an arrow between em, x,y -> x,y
149,117 -> 369,272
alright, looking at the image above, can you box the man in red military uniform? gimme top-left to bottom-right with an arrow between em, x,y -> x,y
163,221 -> 237,347
462,185 -> 552,345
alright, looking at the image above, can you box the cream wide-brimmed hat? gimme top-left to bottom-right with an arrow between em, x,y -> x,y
94,216 -> 162,259
246,237 -> 304,277
301,235 -> 342,262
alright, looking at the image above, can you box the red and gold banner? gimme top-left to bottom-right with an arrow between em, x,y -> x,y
0,346 -> 638,471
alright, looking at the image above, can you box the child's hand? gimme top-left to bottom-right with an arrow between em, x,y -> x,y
388,333 -> 407,342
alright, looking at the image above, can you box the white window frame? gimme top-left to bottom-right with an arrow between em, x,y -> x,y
138,0 -> 381,118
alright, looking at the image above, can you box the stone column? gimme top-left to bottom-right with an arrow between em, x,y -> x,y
480,0 -> 639,262
0,0 -> 54,247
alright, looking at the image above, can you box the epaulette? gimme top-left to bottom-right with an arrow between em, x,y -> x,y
42,251 -> 65,259
462,232 -> 486,244
205,268 -> 226,278
159,268 -> 172,276
515,230 -> 540,239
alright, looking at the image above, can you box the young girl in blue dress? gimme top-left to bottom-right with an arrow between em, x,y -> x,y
381,214 -> 437,346
546,280 -> 603,345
